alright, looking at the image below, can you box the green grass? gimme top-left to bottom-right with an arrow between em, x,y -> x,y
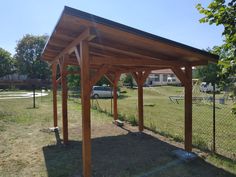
0,90 -> 236,176
93,86 -> 236,159
207,154 -> 236,174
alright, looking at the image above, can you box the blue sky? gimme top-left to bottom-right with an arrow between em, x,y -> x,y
0,0 -> 223,55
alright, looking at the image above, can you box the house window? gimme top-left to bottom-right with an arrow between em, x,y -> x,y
154,74 -> 160,82
163,74 -> 167,82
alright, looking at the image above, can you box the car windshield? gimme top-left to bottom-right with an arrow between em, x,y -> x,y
93,86 -> 112,91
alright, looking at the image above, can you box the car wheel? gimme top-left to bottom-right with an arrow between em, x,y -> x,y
93,94 -> 99,99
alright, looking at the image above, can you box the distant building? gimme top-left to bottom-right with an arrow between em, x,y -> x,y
146,69 -> 181,86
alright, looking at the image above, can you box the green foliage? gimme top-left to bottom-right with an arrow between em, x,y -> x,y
122,74 -> 134,88
128,114 -> 137,126
232,103 -> 236,116
67,66 -> 81,90
14,34 -> 50,80
193,136 -> 209,151
0,48 -> 14,77
67,66 -> 111,90
196,0 -> 236,79
195,47 -> 222,85
195,62 -> 220,84
96,76 -> 111,86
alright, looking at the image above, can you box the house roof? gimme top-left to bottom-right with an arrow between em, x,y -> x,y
151,69 -> 174,74
42,6 -> 219,72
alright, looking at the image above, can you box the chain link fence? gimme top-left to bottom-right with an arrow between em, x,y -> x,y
192,83 -> 236,160
86,84 -> 236,160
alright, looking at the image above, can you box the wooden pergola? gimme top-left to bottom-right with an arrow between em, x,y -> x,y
42,6 -> 218,177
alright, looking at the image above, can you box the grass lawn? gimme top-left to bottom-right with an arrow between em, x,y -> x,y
0,91 -> 236,177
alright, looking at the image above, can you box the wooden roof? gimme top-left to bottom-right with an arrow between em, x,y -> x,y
42,6 -> 218,72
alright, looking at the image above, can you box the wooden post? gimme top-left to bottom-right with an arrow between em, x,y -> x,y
60,56 -> 68,144
52,63 -> 58,127
184,66 -> 192,152
132,71 -> 150,132
80,41 -> 92,177
104,73 -> 120,121
113,74 -> 120,121
137,82 -> 144,132
113,84 -> 118,120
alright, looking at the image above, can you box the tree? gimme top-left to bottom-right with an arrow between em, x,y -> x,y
67,66 -> 111,90
14,34 -> 50,80
196,0 -> 236,78
0,48 -> 14,78
122,74 -> 134,88
67,66 -> 81,90
195,47 -> 221,85
196,1 -> 236,115
96,76 -> 110,86
196,63 -> 220,84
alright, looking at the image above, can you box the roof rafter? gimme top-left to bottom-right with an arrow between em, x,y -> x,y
55,27 -> 96,60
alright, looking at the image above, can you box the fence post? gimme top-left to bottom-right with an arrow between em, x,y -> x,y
213,84 -> 216,152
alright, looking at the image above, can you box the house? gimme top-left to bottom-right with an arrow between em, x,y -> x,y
146,69 -> 181,86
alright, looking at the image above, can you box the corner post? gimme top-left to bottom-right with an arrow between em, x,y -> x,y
80,41 -> 92,177
52,63 -> 58,127
60,55 -> 68,144
184,66 -> 192,152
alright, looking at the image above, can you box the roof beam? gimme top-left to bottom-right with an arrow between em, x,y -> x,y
86,20 -> 218,62
90,55 -> 185,67
54,28 -> 80,40
171,67 -> 189,86
90,65 -> 109,86
89,42 -> 183,62
50,38 -> 69,48
65,54 -> 185,67
55,28 -> 96,60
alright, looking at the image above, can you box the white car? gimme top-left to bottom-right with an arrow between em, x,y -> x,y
91,86 -> 119,98
200,82 -> 220,92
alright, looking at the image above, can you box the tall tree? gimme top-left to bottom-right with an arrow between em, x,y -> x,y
196,0 -> 236,115
0,48 -> 14,78
196,63 -> 220,84
196,0 -> 236,78
195,47 -> 221,85
14,34 -> 50,80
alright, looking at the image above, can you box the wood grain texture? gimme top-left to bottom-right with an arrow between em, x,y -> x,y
52,63 -> 58,127
80,40 -> 92,177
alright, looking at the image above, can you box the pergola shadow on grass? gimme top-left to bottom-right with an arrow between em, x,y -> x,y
43,130 -> 235,177
42,6 -> 219,177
